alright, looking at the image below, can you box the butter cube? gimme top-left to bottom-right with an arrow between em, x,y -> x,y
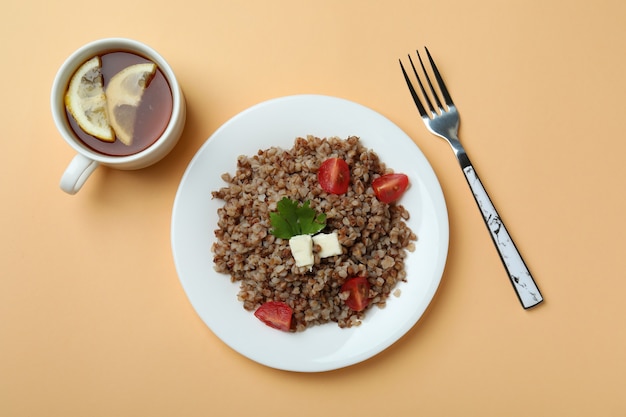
289,235 -> 314,268
312,232 -> 342,258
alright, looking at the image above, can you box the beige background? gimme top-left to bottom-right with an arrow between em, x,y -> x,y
2,0 -> 625,415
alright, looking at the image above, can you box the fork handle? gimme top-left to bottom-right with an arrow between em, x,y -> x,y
457,154 -> 543,309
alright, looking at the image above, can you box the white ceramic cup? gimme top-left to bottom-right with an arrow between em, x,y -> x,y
51,38 -> 186,194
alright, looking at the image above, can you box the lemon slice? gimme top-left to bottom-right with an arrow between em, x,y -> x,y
64,56 -> 115,142
106,62 -> 157,146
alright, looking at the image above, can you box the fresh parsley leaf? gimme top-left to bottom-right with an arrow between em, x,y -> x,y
298,200 -> 327,235
270,197 -> 326,239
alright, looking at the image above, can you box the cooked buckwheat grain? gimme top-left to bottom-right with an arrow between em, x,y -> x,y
212,136 -> 416,331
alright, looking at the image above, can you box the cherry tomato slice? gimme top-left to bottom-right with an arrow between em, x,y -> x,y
372,173 -> 409,203
341,277 -> 371,312
317,157 -> 350,194
254,301 -> 293,331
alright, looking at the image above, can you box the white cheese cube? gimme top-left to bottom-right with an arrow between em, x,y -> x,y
289,235 -> 314,268
312,232 -> 342,258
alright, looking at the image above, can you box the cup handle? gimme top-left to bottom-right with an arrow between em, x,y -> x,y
60,154 -> 100,195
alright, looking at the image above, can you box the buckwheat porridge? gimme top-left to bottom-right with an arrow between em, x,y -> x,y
211,135 -> 416,332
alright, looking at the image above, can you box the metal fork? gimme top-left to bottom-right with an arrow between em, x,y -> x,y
400,48 -> 543,309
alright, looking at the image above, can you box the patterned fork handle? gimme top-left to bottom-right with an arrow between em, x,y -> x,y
459,149 -> 543,309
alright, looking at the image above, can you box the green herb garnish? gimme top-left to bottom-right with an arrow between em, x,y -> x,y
269,197 -> 327,239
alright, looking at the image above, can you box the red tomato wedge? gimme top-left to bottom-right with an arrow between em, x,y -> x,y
372,173 -> 409,203
254,301 -> 293,331
317,158 -> 350,194
341,277 -> 371,312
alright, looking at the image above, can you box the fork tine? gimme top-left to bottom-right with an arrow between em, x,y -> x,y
425,47 -> 454,107
400,48 -> 456,117
408,54 -> 437,116
399,59 -> 427,118
415,50 -> 445,112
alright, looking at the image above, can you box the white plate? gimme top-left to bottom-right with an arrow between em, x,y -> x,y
171,95 -> 449,372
